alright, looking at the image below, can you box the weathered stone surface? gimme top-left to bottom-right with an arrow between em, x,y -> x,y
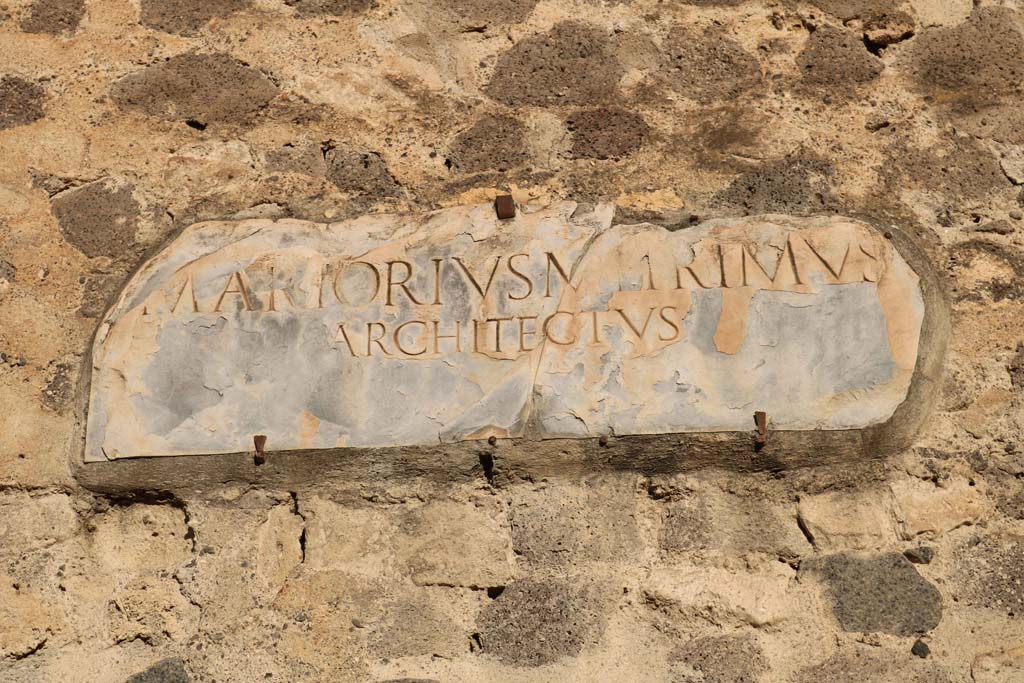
511,478 -> 641,566
972,645 -> 1024,683
891,475 -> 984,539
807,552 -> 943,635
475,578 -> 605,666
84,206 -> 928,460
139,0 -> 248,35
396,500 -> 514,587
110,53 -> 278,125
660,484 -> 809,560
300,498 -> 395,576
110,576 -> 199,645
906,7 -> 1024,102
0,492 -> 78,555
0,75 -> 45,130
715,157 -> 837,215
264,143 -> 328,177
644,563 -> 797,627
484,22 -> 623,106
797,489 -> 897,550
0,577 -> 63,659
90,504 -> 192,574
21,0 -> 85,35
795,647 -> 952,683
863,11 -> 915,49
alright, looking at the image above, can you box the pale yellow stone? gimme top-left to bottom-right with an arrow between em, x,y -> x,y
797,489 -> 897,550
397,501 -> 514,588
891,475 -> 984,539
973,645 -> 1024,683
0,492 -> 78,557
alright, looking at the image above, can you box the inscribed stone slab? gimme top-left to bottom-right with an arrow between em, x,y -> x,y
84,203 -> 925,460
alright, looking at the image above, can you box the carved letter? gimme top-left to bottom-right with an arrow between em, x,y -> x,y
267,266 -> 297,312
517,315 -> 538,352
488,317 -> 513,352
366,322 -> 391,356
333,261 -> 381,306
507,253 -> 533,301
432,320 -> 462,353
171,276 -> 199,314
588,310 -> 603,346
213,271 -> 253,312
859,241 -> 880,282
394,320 -> 427,356
334,323 -> 359,356
615,307 -> 657,340
545,252 -> 574,298
802,237 -> 850,282
432,258 -> 443,305
386,260 -> 425,306
657,306 -> 682,342
454,256 -> 501,301
542,311 -> 577,345
642,254 -> 657,290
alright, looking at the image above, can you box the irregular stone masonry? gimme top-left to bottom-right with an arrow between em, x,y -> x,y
0,1 -> 1022,681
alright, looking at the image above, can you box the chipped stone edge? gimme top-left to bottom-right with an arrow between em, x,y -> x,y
69,210 -> 949,497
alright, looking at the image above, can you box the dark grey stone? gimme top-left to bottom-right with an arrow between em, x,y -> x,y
713,157 -> 837,216
476,578 -> 604,666
21,0 -> 84,35
662,25 -> 761,102
111,53 -> 278,125
903,547 -> 934,565
324,149 -> 399,196
50,178 -> 140,259
447,114 -> 529,173
797,25 -> 883,88
956,535 -> 1024,617
139,0 -> 248,35
911,639 -> 930,658
669,634 -> 768,683
566,107 -> 648,160
284,0 -> 372,17
0,76 -> 45,130
485,22 -> 623,107
808,552 -> 943,636
41,363 -> 73,412
125,658 -> 189,683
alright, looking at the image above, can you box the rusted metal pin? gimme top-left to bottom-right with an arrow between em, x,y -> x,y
253,434 -> 267,465
754,412 -> 767,450
494,194 -> 516,220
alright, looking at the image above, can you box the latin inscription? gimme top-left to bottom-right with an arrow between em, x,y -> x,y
136,234 -> 881,359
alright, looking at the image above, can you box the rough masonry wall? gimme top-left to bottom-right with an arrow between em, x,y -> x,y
0,0 -> 1022,681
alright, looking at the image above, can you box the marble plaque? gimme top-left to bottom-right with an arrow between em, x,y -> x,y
84,203 -> 926,461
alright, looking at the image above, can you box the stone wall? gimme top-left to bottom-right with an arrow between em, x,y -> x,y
1,0 -> 1023,681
